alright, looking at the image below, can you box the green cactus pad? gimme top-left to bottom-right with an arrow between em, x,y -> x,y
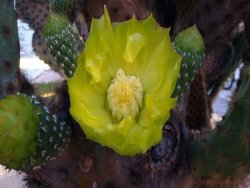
0,95 -> 39,170
43,12 -> 78,77
174,26 -> 205,56
172,26 -> 205,99
0,0 -> 20,98
0,94 -> 72,171
29,95 -> 71,169
50,0 -> 75,14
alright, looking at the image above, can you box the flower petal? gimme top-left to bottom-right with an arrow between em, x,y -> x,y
68,54 -> 112,129
68,10 -> 182,156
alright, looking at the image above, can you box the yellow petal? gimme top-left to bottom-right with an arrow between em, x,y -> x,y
68,10 -> 182,156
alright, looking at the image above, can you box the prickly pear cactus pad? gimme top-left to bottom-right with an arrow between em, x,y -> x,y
0,95 -> 39,170
172,26 -> 205,99
0,93 -> 72,171
68,10 -> 182,156
29,95 -> 72,169
43,12 -> 78,77
0,0 -> 20,98
50,0 -> 75,14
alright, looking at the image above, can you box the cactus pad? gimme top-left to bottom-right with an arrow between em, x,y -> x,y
28,95 -> 72,170
172,26 -> 205,99
43,13 -> 78,77
16,0 -> 50,30
0,94 -> 72,171
50,0 -> 75,14
0,95 -> 39,170
32,31 -> 62,74
0,0 -> 20,98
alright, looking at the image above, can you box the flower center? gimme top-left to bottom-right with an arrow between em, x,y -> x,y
107,68 -> 143,120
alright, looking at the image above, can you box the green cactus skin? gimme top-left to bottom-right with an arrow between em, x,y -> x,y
0,94 -> 71,171
43,12 -> 78,77
51,0 -> 75,14
0,95 -> 39,170
0,0 -> 20,98
191,65 -> 250,184
32,31 -> 61,74
172,26 -> 205,99
28,95 -> 72,170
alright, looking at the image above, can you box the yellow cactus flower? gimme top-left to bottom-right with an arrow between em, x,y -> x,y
68,9 -> 182,156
